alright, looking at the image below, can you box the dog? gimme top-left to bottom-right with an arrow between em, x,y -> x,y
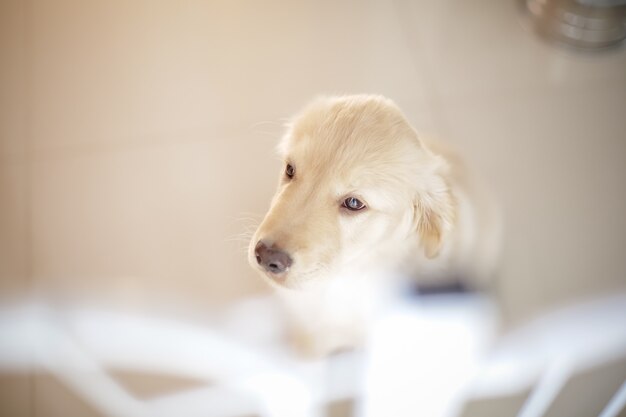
249,95 -> 501,356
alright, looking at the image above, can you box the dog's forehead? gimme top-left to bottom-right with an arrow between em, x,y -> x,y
285,103 -> 417,164
290,98 -> 408,143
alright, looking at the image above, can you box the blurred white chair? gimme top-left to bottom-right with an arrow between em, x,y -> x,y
0,292 -> 624,417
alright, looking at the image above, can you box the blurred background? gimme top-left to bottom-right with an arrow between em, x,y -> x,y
1,0 -> 625,416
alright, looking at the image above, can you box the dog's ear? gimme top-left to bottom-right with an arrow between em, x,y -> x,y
413,179 -> 455,259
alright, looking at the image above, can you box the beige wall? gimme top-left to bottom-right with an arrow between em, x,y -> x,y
2,0 -> 626,322
1,1 -> 626,415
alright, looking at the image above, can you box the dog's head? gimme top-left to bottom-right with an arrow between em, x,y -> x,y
249,95 -> 454,289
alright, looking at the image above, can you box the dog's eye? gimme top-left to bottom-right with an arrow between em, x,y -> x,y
342,197 -> 366,211
285,164 -> 295,179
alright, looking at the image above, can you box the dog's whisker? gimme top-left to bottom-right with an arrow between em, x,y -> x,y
229,213 -> 262,225
225,231 -> 255,242
238,218 -> 258,224
228,215 -> 262,222
225,221 -> 258,254
224,236 -> 253,244
250,120 -> 282,129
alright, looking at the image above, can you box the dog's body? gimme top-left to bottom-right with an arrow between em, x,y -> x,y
249,95 -> 501,355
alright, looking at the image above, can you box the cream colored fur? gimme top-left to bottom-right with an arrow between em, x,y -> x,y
249,95 -> 501,356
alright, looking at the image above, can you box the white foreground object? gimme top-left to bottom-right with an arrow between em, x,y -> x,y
0,293 -> 624,417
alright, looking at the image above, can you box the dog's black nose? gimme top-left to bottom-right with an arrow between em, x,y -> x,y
255,240 -> 292,275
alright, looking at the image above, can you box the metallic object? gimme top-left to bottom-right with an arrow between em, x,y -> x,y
525,0 -> 626,49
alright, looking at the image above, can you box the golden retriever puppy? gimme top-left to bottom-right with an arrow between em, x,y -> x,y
249,95 -> 501,355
